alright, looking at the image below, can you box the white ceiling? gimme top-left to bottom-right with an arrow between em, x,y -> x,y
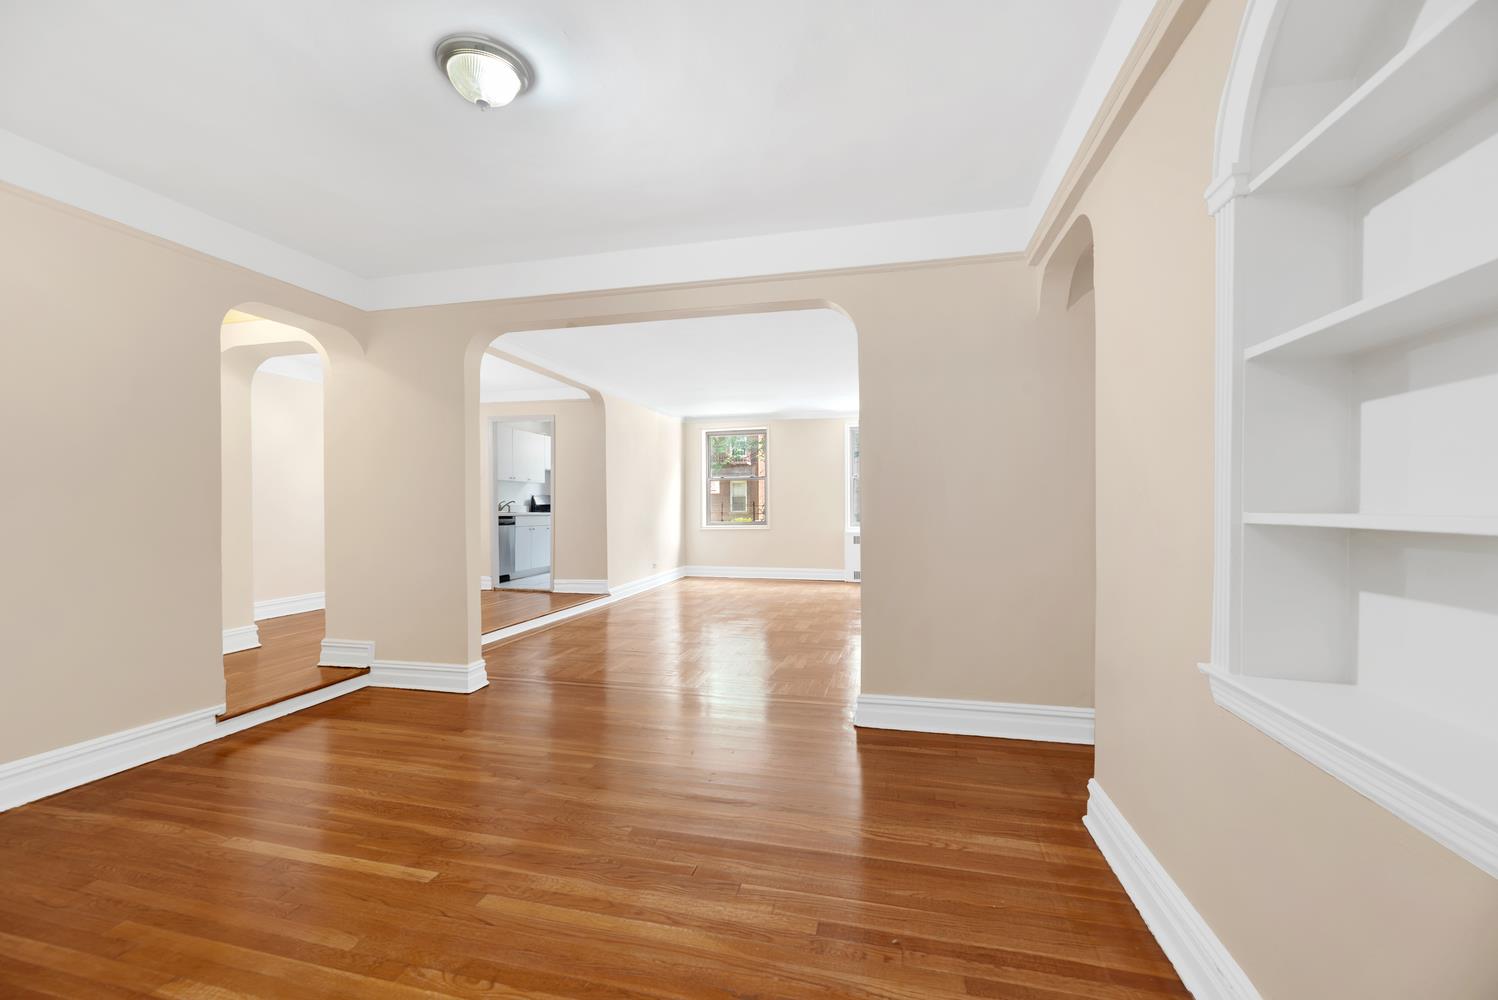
479,354 -> 589,403
0,1 -> 1145,306
498,309 -> 857,418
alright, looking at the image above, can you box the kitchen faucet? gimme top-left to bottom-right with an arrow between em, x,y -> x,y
498,500 -> 515,512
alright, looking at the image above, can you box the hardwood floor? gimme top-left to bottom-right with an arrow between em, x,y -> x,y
481,587 -> 601,636
221,611 -> 364,720
1,579 -> 1184,998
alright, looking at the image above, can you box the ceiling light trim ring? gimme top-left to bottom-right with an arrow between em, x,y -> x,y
434,33 -> 534,107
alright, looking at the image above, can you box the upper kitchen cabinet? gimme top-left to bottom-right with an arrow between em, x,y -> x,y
494,426 -> 552,483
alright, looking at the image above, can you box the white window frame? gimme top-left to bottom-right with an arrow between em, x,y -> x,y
845,421 -> 860,533
702,427 -> 769,529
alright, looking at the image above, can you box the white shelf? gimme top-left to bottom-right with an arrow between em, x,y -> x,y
1250,0 -> 1498,194
1203,666 -> 1498,878
1244,254 -> 1498,361
1243,512 -> 1498,537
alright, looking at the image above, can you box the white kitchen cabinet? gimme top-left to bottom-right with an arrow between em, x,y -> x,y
495,425 -> 550,483
513,522 -> 551,575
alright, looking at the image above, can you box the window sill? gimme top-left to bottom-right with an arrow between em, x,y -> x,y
1200,663 -> 1498,878
701,524 -> 770,530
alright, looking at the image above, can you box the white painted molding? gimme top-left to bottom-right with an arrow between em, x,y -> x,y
369,659 -> 488,694
0,672 -> 381,810
480,575 -> 494,590
683,566 -> 847,582
608,567 -> 688,601
480,568 -> 684,647
0,128 -> 368,306
253,591 -> 325,621
0,705 -> 222,811
1203,666 -> 1498,880
221,624 -> 260,655
854,694 -> 1094,745
552,578 -> 610,595
319,638 -> 375,668
213,675 -> 371,738
1084,779 -> 1262,999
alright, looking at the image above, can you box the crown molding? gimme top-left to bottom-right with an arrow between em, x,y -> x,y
0,5 -> 1164,310
0,129 -> 370,306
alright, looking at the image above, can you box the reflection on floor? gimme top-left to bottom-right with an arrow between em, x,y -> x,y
495,571 -> 550,590
486,578 -> 863,701
480,586 -> 601,636
220,610 -> 364,720
0,579 -> 1187,998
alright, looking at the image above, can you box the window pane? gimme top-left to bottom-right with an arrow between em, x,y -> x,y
708,432 -> 766,479
705,477 -> 766,525
849,426 -> 860,528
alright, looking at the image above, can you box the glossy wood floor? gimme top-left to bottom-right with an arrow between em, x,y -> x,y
220,611 -> 364,720
1,580 -> 1185,998
480,587 -> 601,636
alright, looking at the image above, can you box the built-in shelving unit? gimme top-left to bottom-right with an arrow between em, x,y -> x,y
1250,0 -> 1498,194
1243,254 -> 1498,361
1242,512 -> 1498,537
1209,0 -> 1498,878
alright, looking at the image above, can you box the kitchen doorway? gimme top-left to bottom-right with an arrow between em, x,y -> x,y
490,415 -> 555,592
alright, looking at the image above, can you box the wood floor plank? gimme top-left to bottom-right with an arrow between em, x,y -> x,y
0,580 -> 1184,998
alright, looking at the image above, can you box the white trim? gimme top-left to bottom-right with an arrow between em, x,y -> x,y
0,3 -> 1159,313
213,674 -> 371,738
319,638 -> 375,668
0,706 -> 222,812
480,567 -> 684,646
608,566 -> 688,601
1084,779 -> 1262,1000
0,128 -> 368,306
702,426 -> 769,529
853,694 -> 1094,745
552,578 -> 610,595
1203,666 -> 1498,880
253,591 -> 324,621
221,624 -> 260,655
684,566 -> 846,582
369,659 -> 489,694
480,575 -> 494,590
0,672 -> 382,811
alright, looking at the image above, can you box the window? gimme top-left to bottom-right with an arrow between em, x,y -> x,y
847,424 -> 860,530
705,429 -> 767,526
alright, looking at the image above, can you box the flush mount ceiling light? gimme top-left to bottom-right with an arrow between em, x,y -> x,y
434,34 -> 532,110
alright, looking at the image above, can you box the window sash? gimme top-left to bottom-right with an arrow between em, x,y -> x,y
705,428 -> 768,526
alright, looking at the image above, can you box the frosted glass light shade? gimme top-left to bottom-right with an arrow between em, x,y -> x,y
435,35 -> 532,110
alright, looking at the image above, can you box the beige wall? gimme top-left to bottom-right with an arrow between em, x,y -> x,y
601,395 -> 683,586
251,370 -> 325,603
682,417 -> 850,571
476,400 -> 607,585
220,350 -> 258,632
1065,1 -> 1498,996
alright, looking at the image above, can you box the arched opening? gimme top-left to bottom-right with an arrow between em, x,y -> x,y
218,308 -> 358,720
463,304 -> 863,699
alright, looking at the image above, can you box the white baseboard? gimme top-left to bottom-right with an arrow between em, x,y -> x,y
609,566 -> 687,600
1084,780 -> 1260,999
222,624 -> 260,655
480,568 -> 681,647
320,638 -> 375,668
553,578 -> 610,594
854,694 -> 1094,744
254,591 -> 324,620
0,705 -> 222,811
370,659 -> 488,694
683,565 -> 846,581
480,575 -> 493,590
214,674 -> 371,737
